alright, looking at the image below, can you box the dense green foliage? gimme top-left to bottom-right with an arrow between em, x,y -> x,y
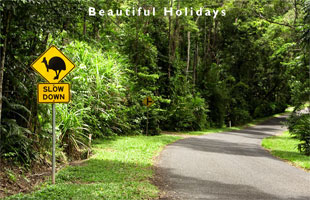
286,0 -> 310,156
0,0 -> 309,166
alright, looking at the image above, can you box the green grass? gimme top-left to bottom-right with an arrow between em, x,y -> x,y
262,131 -> 310,170
4,135 -> 181,200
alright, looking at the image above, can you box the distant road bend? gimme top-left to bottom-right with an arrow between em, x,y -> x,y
157,115 -> 310,200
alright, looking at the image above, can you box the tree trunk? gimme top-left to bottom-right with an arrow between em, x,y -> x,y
0,11 -> 11,124
134,21 -> 139,73
170,0 -> 180,63
192,16 -> 200,84
212,19 -> 219,65
83,13 -> 86,36
167,0 -> 173,79
203,17 -> 207,68
186,31 -> 191,76
193,40 -> 198,86
293,0 -> 298,25
134,0 -> 142,74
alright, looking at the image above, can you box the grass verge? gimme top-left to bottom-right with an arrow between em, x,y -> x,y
262,131 -> 310,170
4,135 -> 181,200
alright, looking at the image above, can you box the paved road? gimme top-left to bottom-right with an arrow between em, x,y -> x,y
157,115 -> 310,200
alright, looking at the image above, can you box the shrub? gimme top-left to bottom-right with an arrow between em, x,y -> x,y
166,94 -> 209,131
287,113 -> 310,156
0,119 -> 35,166
229,108 -> 252,126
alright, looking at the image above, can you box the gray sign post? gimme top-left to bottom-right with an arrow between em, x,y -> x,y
52,104 -> 56,184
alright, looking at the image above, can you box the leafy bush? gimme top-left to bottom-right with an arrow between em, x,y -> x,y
254,101 -> 287,118
287,113 -> 310,156
229,108 -> 252,126
166,94 -> 209,131
0,119 -> 35,166
0,98 -> 36,166
62,41 -> 164,137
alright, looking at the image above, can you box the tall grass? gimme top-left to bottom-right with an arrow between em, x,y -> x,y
60,41 -> 135,139
57,104 -> 89,158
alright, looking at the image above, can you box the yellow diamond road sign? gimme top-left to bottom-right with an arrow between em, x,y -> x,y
143,96 -> 154,107
31,45 -> 76,83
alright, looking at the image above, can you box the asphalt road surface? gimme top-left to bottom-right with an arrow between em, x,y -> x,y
157,115 -> 310,200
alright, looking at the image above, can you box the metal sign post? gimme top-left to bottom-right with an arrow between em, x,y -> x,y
52,104 -> 56,184
146,107 -> 149,136
142,96 -> 154,136
31,45 -> 76,185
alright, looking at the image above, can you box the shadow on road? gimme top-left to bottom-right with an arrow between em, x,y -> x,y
154,166 -> 309,200
171,137 -> 274,157
167,116 -> 288,157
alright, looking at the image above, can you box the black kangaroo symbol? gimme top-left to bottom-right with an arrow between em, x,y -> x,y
42,57 -> 66,80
